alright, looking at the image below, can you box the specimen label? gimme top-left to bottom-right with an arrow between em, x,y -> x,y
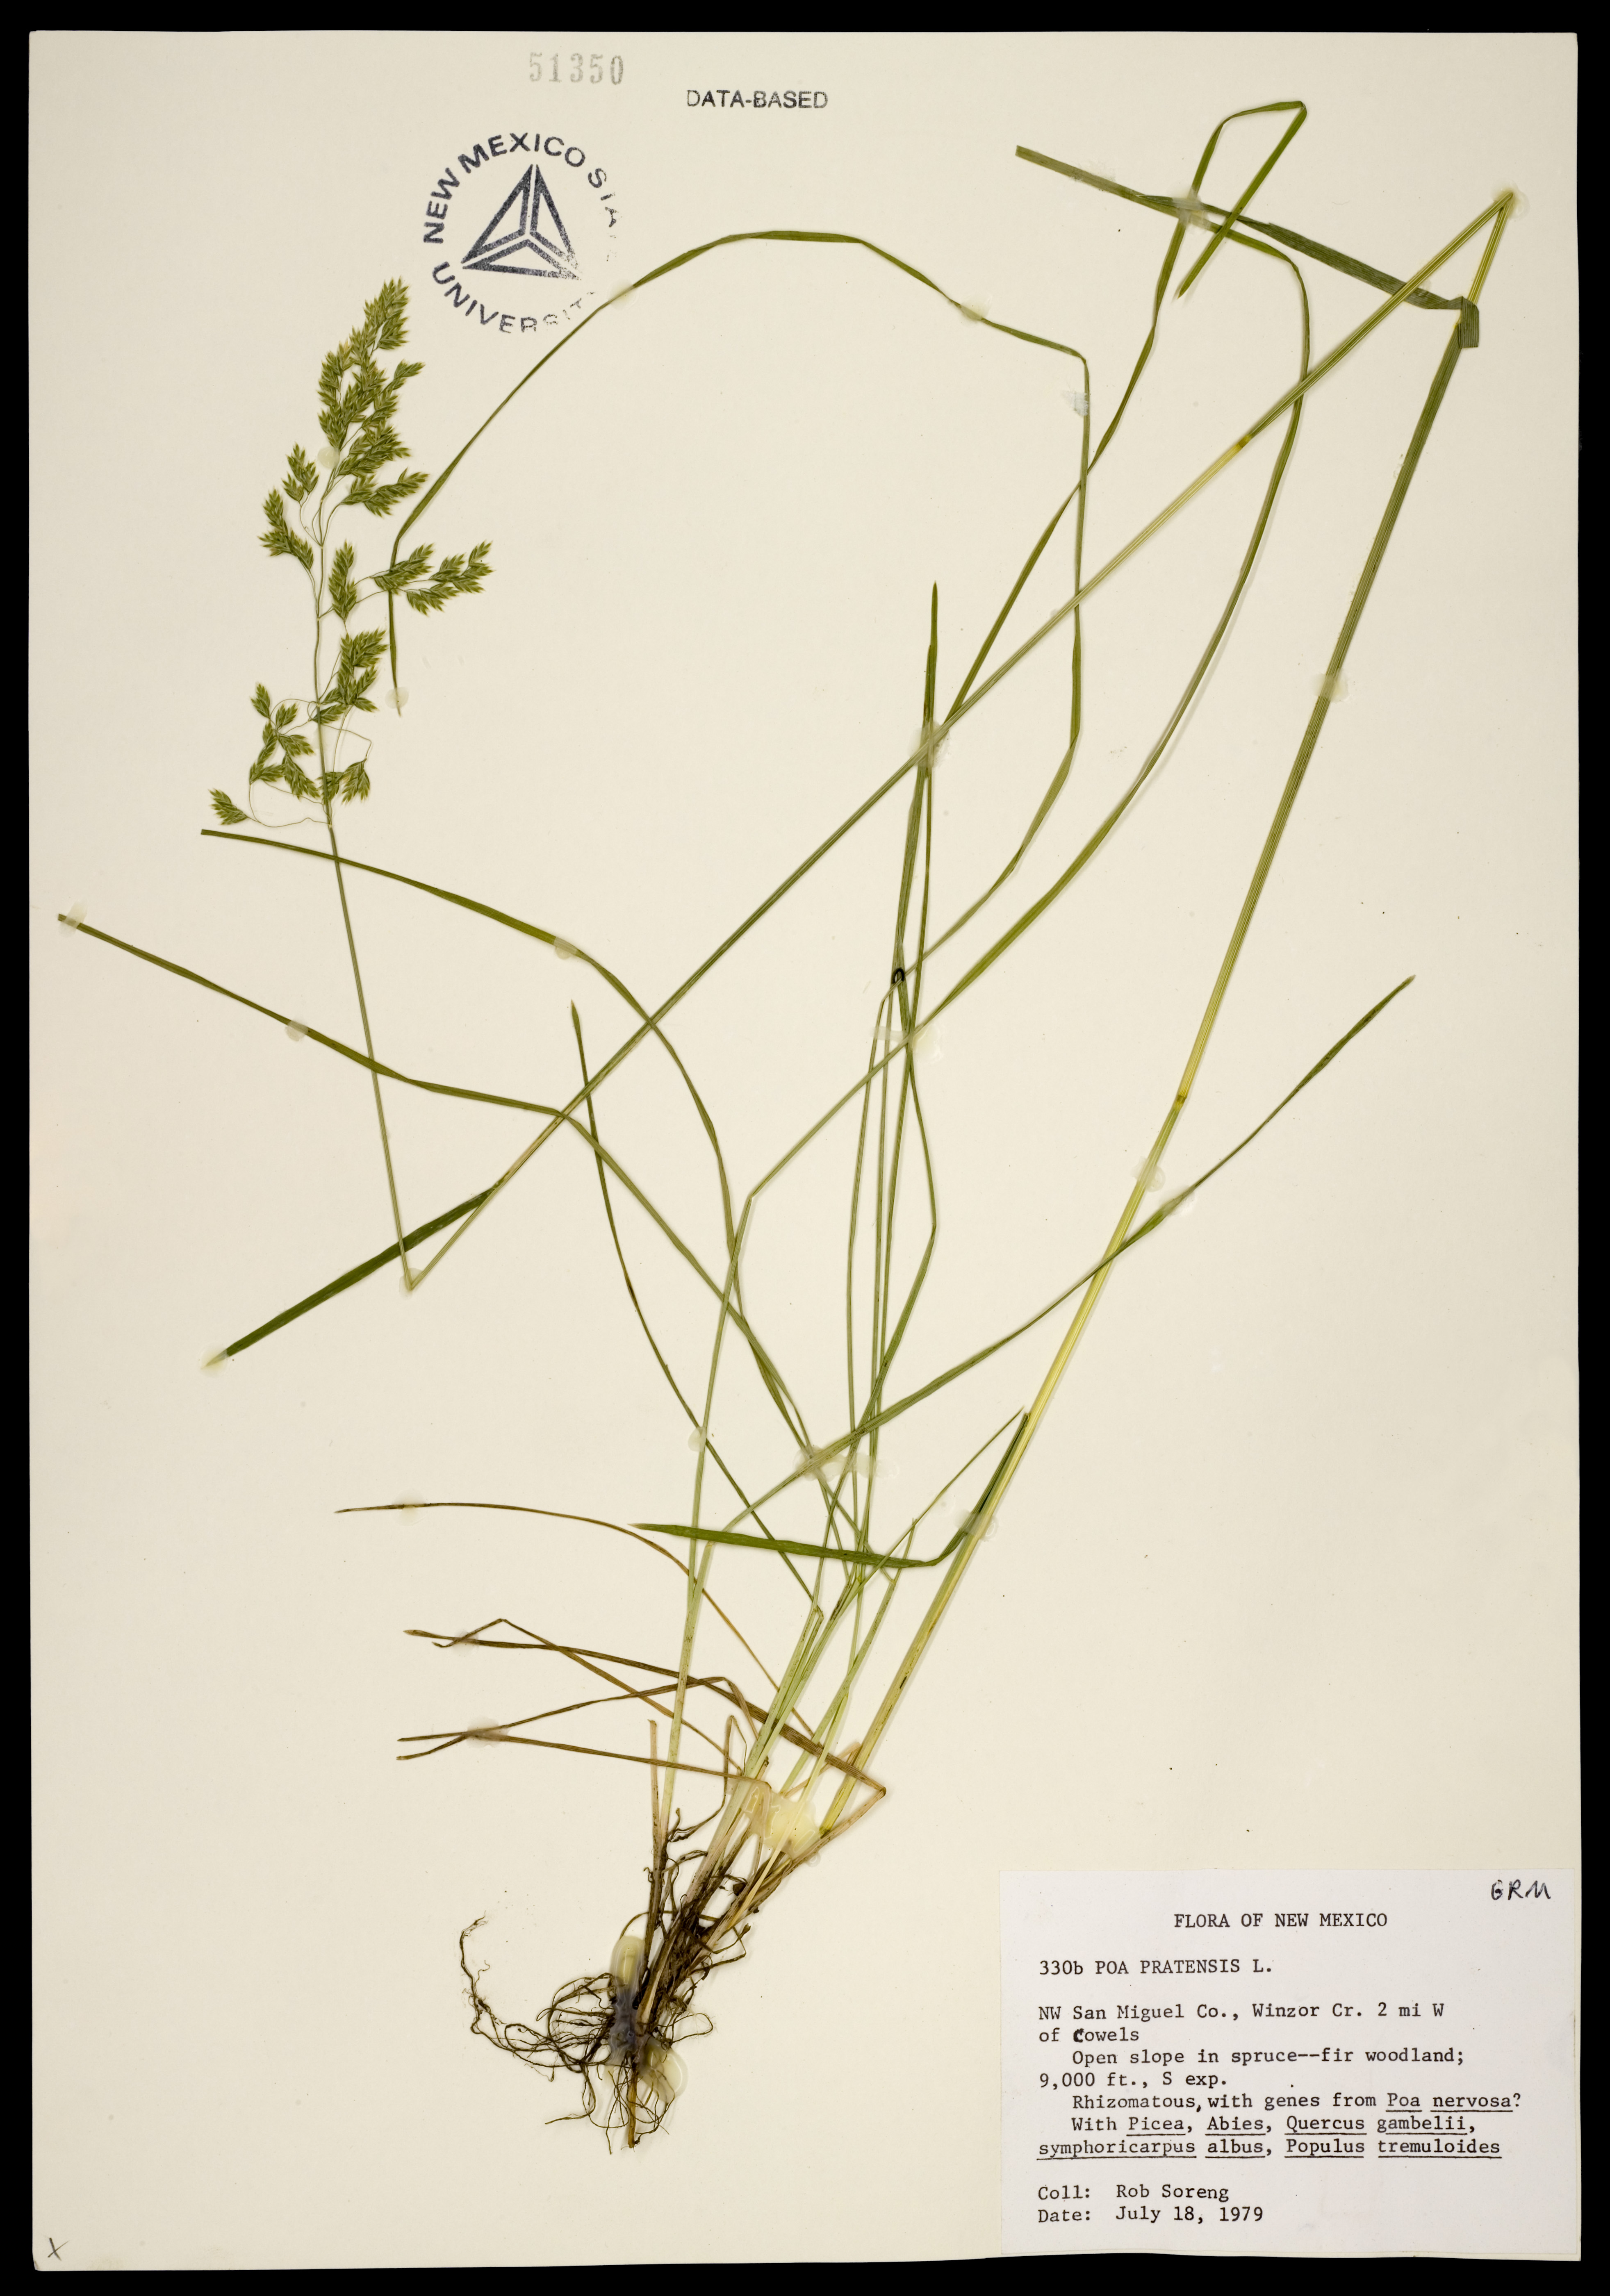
1000,1869 -> 1576,2258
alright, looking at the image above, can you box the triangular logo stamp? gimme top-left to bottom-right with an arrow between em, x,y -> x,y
462,164 -> 578,280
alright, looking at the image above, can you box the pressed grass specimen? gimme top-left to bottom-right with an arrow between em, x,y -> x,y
61,103 -> 1517,2148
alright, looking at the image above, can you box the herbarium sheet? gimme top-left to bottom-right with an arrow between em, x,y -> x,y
31,30 -> 1577,2267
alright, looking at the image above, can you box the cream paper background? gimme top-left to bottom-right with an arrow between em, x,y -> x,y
31,32 -> 1576,2268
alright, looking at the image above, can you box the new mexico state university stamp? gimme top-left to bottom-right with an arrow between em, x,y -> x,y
417,128 -> 623,343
